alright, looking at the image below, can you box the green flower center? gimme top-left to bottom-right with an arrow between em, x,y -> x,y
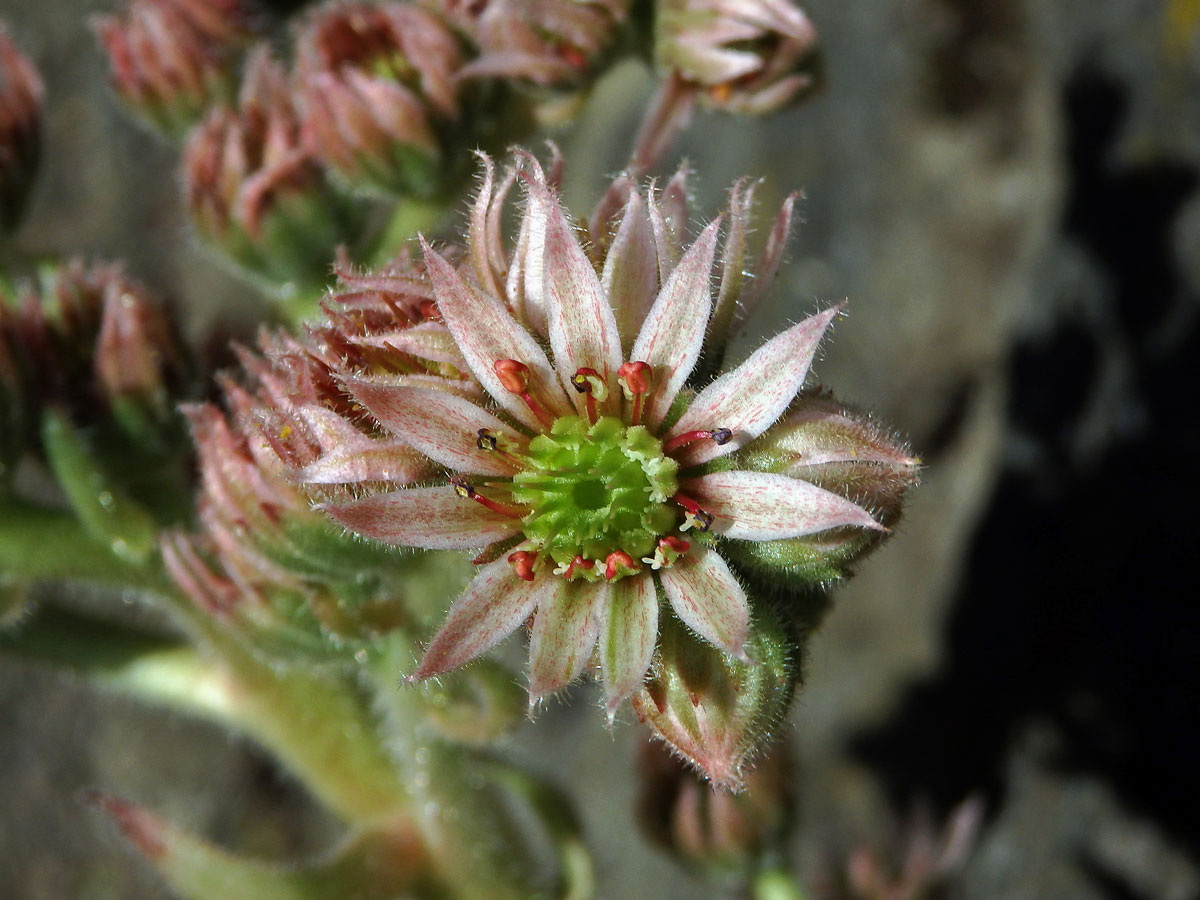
509,416 -> 678,572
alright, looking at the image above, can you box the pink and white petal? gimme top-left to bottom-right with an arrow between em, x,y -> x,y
421,237 -> 571,429
529,181 -> 623,415
601,188 -> 659,358
412,559 -> 555,679
468,152 -> 504,300
629,219 -> 723,429
659,548 -> 749,661
355,322 -> 469,369
601,573 -> 658,722
668,306 -> 840,466
681,470 -> 884,540
302,441 -> 436,485
649,165 -> 691,283
528,579 -> 606,704
321,486 -> 520,550
344,378 -> 521,476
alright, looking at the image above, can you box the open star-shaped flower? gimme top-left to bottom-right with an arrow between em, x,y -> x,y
321,151 -> 885,716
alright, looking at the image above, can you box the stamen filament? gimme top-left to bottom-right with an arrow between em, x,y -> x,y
494,358 -> 555,429
617,361 -> 653,427
451,476 -> 526,518
663,428 -> 733,455
571,367 -> 608,425
672,494 -> 715,532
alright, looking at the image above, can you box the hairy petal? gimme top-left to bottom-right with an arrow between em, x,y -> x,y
681,470 -> 883,540
413,560 -> 557,679
322,487 -> 520,549
529,579 -> 607,704
532,180 -> 623,416
602,188 -> 659,358
601,573 -> 658,721
421,237 -> 571,429
733,191 -> 798,331
629,219 -> 722,429
345,378 -> 520,476
659,548 -> 749,660
669,305 -> 839,466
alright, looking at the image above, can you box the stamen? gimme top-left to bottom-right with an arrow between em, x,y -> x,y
673,495 -> 714,533
641,535 -> 691,570
663,428 -> 733,455
570,367 -> 608,424
553,555 -> 595,581
604,550 -> 639,582
617,361 -> 653,426
451,476 -> 526,518
476,428 -> 498,451
418,299 -> 441,322
494,358 -> 554,429
508,550 -> 538,582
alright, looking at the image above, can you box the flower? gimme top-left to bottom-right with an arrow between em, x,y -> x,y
319,150 -> 885,716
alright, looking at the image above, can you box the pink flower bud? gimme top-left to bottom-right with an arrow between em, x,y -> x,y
0,25 -> 42,232
656,0 -> 819,114
637,737 -> 793,873
295,2 -> 464,196
92,0 -> 258,137
446,0 -> 630,92
182,49 -> 365,290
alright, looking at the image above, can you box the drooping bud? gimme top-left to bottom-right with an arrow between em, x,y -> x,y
295,2 -> 464,198
446,0 -> 630,101
636,737 -> 794,874
631,609 -> 798,790
182,49 -> 365,293
728,393 -> 919,583
0,26 -> 42,232
656,0 -> 820,114
92,0 -> 258,138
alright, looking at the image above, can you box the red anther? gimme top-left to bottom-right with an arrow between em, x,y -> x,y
663,429 -> 732,455
418,299 -> 441,321
604,550 -> 639,581
617,361 -> 652,394
508,550 -> 538,582
673,495 -> 715,533
494,358 -> 554,428
494,358 -> 530,393
618,361 -> 653,426
659,535 -> 690,554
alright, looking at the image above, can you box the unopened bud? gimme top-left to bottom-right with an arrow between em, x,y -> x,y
729,394 -> 919,583
92,0 -> 257,138
0,26 -> 43,232
183,49 -> 365,292
637,737 -> 794,874
656,0 -> 819,114
295,2 -> 463,197
631,609 -> 798,790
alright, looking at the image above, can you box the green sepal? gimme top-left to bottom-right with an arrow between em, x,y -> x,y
40,408 -> 158,565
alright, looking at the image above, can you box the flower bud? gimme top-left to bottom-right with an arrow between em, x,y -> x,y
0,26 -> 42,232
447,0 -> 630,98
631,609 -> 799,790
727,393 -> 919,583
183,49 -> 365,292
637,737 -> 794,874
656,0 -> 819,114
93,0 -> 257,138
295,2 -> 464,197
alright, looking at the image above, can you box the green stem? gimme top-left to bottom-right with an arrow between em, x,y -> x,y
0,498 -> 163,588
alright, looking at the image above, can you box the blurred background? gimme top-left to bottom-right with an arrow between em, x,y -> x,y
1,0 -> 1198,897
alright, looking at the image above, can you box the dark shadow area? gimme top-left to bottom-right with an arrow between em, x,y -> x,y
851,64 -> 1200,856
